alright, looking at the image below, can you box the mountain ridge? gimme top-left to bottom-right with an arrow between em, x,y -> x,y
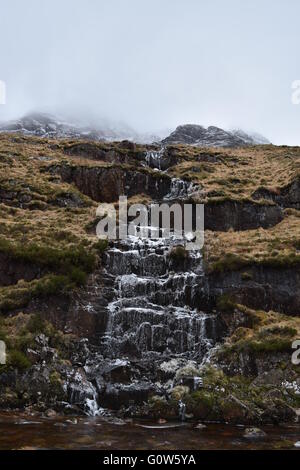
162,124 -> 270,147
0,112 -> 270,147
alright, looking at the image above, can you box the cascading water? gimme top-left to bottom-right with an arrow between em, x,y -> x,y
178,400 -> 186,421
75,147 -> 223,414
165,178 -> 200,200
145,149 -> 165,170
102,236 -> 217,360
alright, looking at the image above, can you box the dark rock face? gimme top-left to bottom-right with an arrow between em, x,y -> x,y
0,253 -> 43,286
53,191 -> 85,208
205,266 -> 300,315
162,124 -> 270,148
252,177 -> 300,209
35,262 -> 300,346
49,164 -> 171,203
0,186 -> 35,209
62,142 -> 143,166
204,200 -> 283,231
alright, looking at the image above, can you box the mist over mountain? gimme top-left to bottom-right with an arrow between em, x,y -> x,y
0,112 -> 169,144
1,1 -> 300,144
0,112 -> 270,147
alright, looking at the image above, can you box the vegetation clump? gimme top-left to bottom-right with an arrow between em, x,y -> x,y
169,245 -> 189,261
220,305 -> 300,355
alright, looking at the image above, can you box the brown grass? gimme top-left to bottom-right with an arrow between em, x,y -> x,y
168,144 -> 300,201
204,210 -> 300,269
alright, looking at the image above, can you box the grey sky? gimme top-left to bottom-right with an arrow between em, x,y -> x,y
0,0 -> 300,144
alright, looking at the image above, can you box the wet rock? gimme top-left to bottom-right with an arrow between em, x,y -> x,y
66,417 -> 78,424
45,409 -> 57,418
100,382 -> 158,409
158,358 -> 186,380
220,395 -> 253,424
53,192 -> 85,208
101,360 -> 132,383
176,376 -> 202,390
243,427 -> 267,439
65,368 -> 98,413
259,401 -> 296,424
251,369 -> 285,387
26,348 -> 40,364
195,423 -> 207,430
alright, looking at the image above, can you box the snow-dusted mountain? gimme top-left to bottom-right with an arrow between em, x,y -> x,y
0,113 -> 270,147
162,124 -> 270,147
0,112 -> 165,144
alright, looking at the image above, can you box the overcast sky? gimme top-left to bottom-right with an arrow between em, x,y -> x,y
0,0 -> 300,144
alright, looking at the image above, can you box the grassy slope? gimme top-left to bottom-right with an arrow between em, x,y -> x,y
168,143 -> 300,200
1,134 -> 300,284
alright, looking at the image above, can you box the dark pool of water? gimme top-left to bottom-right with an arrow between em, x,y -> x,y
0,412 -> 299,450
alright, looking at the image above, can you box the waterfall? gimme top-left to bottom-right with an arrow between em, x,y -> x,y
85,392 -> 101,417
178,400 -> 186,421
166,178 -> 200,200
102,234 -> 217,360
79,146 -> 224,413
145,149 -> 165,170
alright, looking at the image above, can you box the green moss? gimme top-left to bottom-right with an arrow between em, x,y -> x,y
68,267 -> 88,286
241,271 -> 253,281
148,395 -> 177,419
0,274 -> 79,313
184,390 -> 219,420
258,325 -> 297,338
26,313 -> 47,335
216,293 -> 236,313
33,275 -> 74,296
0,239 -> 97,311
209,253 -> 249,273
8,349 -> 31,371
49,370 -> 63,395
169,245 -> 188,261
209,252 -> 300,273
93,238 -> 108,253
228,336 -> 292,354
0,238 -> 96,274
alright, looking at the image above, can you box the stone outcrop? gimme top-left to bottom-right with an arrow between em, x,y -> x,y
0,253 -> 43,286
204,199 -> 283,231
205,266 -> 300,315
48,163 -> 171,203
252,176 -> 300,210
